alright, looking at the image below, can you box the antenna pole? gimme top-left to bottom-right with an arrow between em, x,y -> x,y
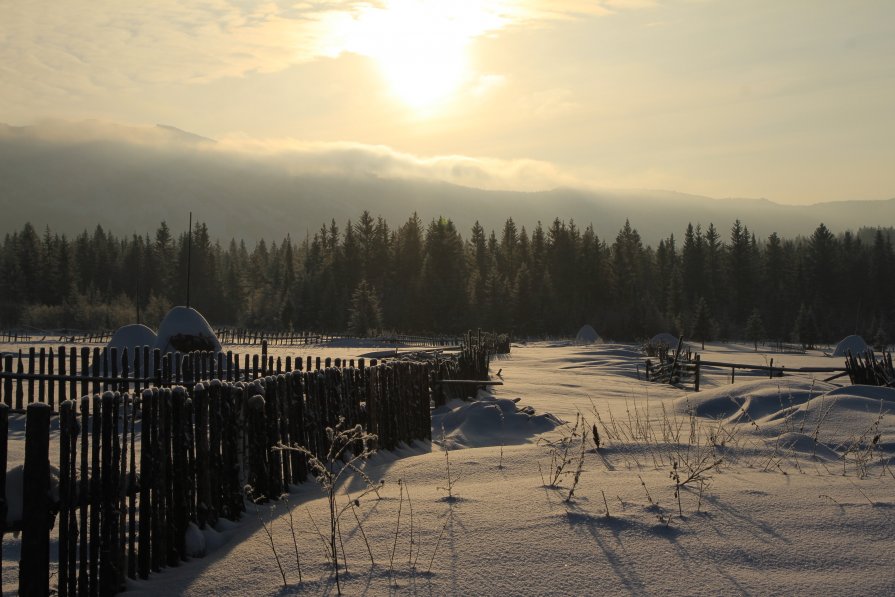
186,211 -> 192,309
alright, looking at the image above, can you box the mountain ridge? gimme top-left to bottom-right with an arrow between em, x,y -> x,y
1,122 -> 893,244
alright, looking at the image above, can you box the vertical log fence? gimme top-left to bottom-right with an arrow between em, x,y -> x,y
7,358 -> 435,596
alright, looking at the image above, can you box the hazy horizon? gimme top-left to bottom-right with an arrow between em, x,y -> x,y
4,1 -> 895,206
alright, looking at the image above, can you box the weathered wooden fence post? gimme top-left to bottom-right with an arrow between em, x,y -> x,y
0,403 -> 7,595
20,402 -> 51,597
694,354 -> 701,392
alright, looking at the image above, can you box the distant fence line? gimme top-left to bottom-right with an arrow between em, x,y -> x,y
213,328 -> 336,346
644,338 -> 850,391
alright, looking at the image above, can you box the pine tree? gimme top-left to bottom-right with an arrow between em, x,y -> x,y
690,296 -> 714,350
791,303 -> 819,349
745,308 -> 766,350
348,280 -> 382,337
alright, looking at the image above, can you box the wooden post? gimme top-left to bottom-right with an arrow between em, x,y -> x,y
90,394 -> 102,595
80,347 -> 90,400
171,387 -> 187,564
127,391 -> 137,580
28,347 -> 36,405
3,354 -> 11,407
78,397 -> 89,595
138,390 -> 153,579
99,392 -> 118,596
59,400 -> 72,597
194,382 -> 210,528
0,403 -> 7,595
261,340 -> 268,376
769,358 -> 774,379
16,351 -> 24,410
208,380 -> 223,524
20,402 -> 52,597
694,354 -> 701,392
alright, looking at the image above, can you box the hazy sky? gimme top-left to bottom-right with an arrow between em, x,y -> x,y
3,0 -> 894,204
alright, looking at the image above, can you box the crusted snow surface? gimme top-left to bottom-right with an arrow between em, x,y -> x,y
4,340 -> 895,595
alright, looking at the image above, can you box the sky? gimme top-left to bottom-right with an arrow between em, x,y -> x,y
2,0 -> 895,204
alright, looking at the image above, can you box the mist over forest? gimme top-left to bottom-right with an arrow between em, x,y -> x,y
2,121 -> 894,246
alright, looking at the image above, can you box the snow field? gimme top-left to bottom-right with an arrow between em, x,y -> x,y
3,340 -> 895,595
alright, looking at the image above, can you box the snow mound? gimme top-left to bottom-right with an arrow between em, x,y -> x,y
433,395 -> 561,449
650,332 -> 680,348
673,379 -> 837,422
575,325 -> 603,345
107,324 -> 157,356
184,522 -> 207,558
155,306 -> 221,354
769,432 -> 841,461
833,335 -> 868,357
6,464 -> 60,526
677,381 -> 895,451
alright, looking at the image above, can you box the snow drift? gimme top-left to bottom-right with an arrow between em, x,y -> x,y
155,306 -> 221,354
433,394 -> 561,449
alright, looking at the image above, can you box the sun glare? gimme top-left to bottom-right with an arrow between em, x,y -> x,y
335,1 -> 505,112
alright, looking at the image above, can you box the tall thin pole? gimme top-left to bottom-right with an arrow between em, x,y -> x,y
186,211 -> 192,309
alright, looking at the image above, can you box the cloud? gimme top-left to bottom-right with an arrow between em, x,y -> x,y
0,119 -> 583,193
1,1 -> 657,96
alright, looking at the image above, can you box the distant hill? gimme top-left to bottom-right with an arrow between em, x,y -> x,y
1,122 -> 893,244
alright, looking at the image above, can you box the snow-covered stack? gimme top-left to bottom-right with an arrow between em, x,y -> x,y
155,306 -> 222,354
649,332 -> 680,348
575,324 -> 603,345
832,334 -> 868,357
106,323 -> 158,355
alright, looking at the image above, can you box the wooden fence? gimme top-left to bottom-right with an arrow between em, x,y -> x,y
213,328 -> 334,346
646,342 -> 849,392
0,329 -> 510,414
6,357 -> 434,596
0,342 -> 372,414
845,350 -> 895,386
0,330 -> 115,344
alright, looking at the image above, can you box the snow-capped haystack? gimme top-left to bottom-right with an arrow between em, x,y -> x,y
649,332 -> 679,348
106,324 -> 157,355
155,306 -> 221,354
832,334 -> 868,357
574,324 -> 603,345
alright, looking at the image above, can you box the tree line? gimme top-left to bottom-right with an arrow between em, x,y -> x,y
1,213 -> 893,346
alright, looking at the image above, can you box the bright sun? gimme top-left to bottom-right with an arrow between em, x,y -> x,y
337,1 -> 504,112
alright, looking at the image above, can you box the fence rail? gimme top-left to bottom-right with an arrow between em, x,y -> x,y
645,342 -> 850,391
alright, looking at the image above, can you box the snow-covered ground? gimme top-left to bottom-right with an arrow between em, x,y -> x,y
4,341 -> 895,595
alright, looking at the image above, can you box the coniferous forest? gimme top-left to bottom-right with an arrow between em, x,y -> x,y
1,212 -> 893,345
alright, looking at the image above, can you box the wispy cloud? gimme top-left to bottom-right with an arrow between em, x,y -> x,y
0,119 -> 583,192
1,1 -> 653,95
